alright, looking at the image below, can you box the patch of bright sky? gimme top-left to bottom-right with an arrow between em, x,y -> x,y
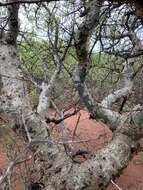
18,1 -> 143,52
19,1 -> 78,40
19,6 -> 48,39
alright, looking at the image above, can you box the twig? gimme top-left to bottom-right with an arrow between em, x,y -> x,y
46,108 -> 79,124
31,133 -> 106,145
0,145 -> 31,184
111,180 -> 123,190
72,113 -> 81,141
21,113 -> 32,143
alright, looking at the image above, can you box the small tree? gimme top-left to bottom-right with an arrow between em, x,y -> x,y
0,0 -> 143,189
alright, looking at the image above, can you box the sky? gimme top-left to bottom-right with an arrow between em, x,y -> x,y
18,2 -> 143,53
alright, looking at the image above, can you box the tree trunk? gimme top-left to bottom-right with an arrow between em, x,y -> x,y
0,43 -> 59,163
1,0 -> 143,189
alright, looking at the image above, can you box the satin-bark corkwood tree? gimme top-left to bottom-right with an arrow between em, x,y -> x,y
0,0 -> 143,190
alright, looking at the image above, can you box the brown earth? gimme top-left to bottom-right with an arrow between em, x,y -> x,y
0,110 -> 143,189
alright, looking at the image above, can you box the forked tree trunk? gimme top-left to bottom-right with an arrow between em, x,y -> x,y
1,0 -> 143,190
0,42 -> 59,159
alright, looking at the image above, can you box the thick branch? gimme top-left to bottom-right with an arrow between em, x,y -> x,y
0,44 -> 59,161
0,0 -> 61,6
44,133 -> 136,190
37,50 -> 62,118
67,134 -> 133,190
75,0 -> 103,83
103,49 -> 143,59
73,1 -> 121,129
6,0 -> 19,44
101,61 -> 134,110
73,0 -> 117,126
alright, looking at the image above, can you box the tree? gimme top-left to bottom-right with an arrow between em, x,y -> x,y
0,0 -> 143,189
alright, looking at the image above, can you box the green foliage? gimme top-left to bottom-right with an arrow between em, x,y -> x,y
29,87 -> 39,110
18,39 -> 54,78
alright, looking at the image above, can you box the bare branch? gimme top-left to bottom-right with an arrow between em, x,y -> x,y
36,38 -> 63,117
111,180 -> 123,190
67,133 -> 134,190
6,0 -> 19,44
101,61 -> 134,110
36,61 -> 61,117
75,0 -> 103,82
22,112 -> 32,142
46,108 -> 79,124
0,0 -> 62,6
0,145 -> 31,184
103,49 -> 143,59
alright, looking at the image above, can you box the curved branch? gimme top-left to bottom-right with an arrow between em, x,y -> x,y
47,133 -> 135,190
68,134 -> 132,190
75,0 -> 103,83
73,0 -> 121,129
101,25 -> 142,112
101,61 -> 134,110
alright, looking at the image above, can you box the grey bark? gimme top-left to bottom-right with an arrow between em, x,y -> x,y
1,0 -> 143,190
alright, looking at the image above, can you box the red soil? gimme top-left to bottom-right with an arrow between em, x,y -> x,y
0,110 -> 143,190
51,109 -> 143,190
